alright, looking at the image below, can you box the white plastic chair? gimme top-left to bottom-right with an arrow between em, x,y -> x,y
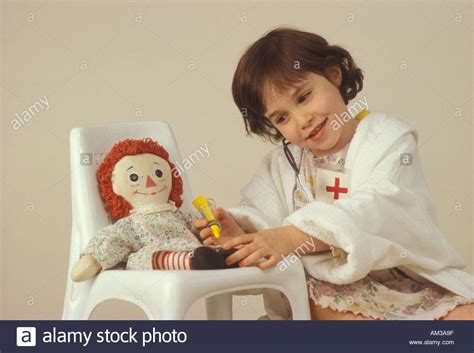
62,121 -> 311,320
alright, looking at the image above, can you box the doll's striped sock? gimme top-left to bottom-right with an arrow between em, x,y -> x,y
152,251 -> 192,270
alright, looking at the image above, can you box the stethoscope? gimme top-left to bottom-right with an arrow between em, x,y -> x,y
282,138 -> 315,208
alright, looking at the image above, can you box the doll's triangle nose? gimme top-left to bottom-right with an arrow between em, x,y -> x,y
146,176 -> 157,188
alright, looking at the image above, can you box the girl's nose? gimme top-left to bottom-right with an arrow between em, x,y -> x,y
146,176 -> 157,188
299,114 -> 315,130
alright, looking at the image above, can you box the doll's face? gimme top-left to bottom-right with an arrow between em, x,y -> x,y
111,153 -> 172,209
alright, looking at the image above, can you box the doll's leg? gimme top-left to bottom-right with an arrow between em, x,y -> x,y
151,247 -> 239,270
126,244 -> 193,270
152,247 -> 240,270
190,247 -> 239,269
126,246 -> 239,271
152,251 -> 193,270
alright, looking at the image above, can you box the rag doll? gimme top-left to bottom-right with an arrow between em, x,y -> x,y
71,138 -> 237,282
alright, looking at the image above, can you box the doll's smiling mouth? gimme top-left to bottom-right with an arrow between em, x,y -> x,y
134,185 -> 167,196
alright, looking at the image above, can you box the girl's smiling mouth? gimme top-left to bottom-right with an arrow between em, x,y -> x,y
306,117 -> 329,141
134,185 -> 167,196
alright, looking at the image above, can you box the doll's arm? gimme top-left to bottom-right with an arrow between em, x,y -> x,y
81,217 -> 136,269
72,217 -> 137,282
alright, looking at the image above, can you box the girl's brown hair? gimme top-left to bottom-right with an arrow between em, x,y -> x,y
232,27 -> 364,143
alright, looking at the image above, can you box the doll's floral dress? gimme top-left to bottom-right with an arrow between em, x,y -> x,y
81,201 -> 201,271
297,145 -> 472,320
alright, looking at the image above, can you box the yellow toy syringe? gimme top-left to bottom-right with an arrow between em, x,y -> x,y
192,195 -> 221,238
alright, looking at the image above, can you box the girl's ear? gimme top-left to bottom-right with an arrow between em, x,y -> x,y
326,64 -> 342,87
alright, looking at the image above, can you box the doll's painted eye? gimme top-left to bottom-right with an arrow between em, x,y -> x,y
155,169 -> 163,178
129,173 -> 139,182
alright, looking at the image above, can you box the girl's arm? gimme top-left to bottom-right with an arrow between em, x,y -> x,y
280,225 -> 331,254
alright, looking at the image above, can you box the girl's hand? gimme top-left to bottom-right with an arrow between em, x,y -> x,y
194,207 -> 246,246
221,225 -> 328,270
221,227 -> 299,270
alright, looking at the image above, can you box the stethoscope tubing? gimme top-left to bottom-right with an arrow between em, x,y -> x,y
282,139 -> 315,205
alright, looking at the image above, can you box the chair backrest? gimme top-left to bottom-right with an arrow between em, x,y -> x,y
69,121 -> 195,253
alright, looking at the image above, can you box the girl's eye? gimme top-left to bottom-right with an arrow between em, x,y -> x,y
155,169 -> 163,178
298,91 -> 311,103
276,114 -> 288,124
129,173 -> 139,182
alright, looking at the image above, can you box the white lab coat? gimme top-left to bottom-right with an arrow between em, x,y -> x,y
227,111 -> 473,318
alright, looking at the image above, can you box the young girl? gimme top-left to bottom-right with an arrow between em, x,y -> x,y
195,27 -> 473,320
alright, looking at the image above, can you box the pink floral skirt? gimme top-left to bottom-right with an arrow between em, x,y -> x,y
308,268 -> 472,320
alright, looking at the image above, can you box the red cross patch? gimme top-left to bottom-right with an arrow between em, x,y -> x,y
315,168 -> 351,203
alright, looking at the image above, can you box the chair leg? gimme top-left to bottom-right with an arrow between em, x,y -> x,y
206,293 -> 233,320
151,303 -> 189,320
63,303 -> 96,320
286,292 -> 311,320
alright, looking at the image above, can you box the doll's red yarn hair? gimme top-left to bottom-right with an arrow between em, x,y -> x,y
97,138 -> 183,221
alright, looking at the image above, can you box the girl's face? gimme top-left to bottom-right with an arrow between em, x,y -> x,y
264,67 -> 348,156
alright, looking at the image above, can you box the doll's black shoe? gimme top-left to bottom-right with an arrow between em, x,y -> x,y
191,246 -> 239,270
215,247 -> 239,268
